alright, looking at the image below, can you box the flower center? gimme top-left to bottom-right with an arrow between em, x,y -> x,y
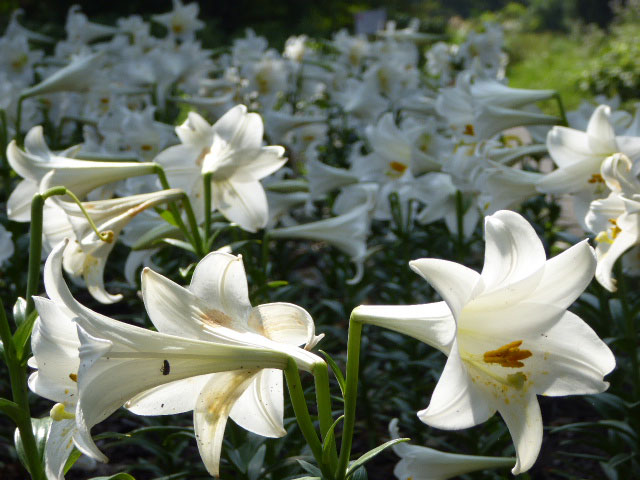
483,340 -> 532,368
587,173 -> 605,184
389,160 -> 409,177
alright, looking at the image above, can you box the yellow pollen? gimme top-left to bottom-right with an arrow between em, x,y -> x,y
50,403 -> 75,421
608,219 -> 621,239
588,173 -> 604,184
483,340 -> 532,368
463,124 -> 475,136
69,373 -> 78,382
141,144 -> 153,152
389,161 -> 408,174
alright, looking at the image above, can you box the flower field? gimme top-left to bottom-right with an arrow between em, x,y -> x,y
0,2 -> 638,479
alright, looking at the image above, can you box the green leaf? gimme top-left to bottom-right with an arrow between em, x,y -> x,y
247,443 -> 266,480
14,416 -> 52,475
12,309 -> 39,362
0,398 -> 21,423
131,223 -> 182,250
350,467 -> 368,480
13,297 -> 27,327
63,448 -> 82,474
297,459 -> 322,477
159,209 -> 179,227
89,474 -> 136,480
345,438 -> 409,476
266,280 -> 288,288
179,263 -> 196,278
161,238 -> 196,253
319,350 -> 346,397
322,415 -> 343,467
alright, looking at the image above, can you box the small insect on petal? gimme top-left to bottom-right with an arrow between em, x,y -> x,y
161,359 -> 171,375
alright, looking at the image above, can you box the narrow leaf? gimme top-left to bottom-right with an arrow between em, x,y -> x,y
346,438 -> 409,476
319,350 -> 346,397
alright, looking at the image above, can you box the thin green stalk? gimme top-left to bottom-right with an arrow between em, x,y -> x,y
15,94 -> 25,144
455,190 -> 465,260
154,165 -> 203,255
0,299 -> 45,480
283,358 -> 325,473
313,362 -> 337,469
62,189 -> 113,242
25,187 -> 65,317
616,264 -> 639,399
336,317 -> 363,480
554,92 -> 568,127
203,172 -> 212,246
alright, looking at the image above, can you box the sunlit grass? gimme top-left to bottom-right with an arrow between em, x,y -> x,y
505,31 -> 596,111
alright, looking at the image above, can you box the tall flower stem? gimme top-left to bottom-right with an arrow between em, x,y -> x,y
615,263 -> 639,399
154,165 -> 204,256
15,94 -> 26,144
203,172 -> 212,246
553,92 -> 569,127
313,362 -> 337,468
25,186 -> 65,317
336,317 -> 363,480
454,190 -> 466,260
284,358 -> 326,474
0,300 -> 45,480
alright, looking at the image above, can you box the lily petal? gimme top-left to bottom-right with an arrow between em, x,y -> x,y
189,251 -> 252,326
212,179 -> 268,232
418,342 -> 495,429
409,259 -> 480,318
194,370 -> 258,477
352,302 -> 455,355
229,368 -> 286,438
495,391 -> 542,475
249,302 -> 319,348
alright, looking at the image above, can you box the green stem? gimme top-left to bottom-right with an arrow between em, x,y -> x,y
313,362 -> 337,469
616,263 -> 639,399
554,92 -> 569,127
336,317 -> 363,480
25,187 -> 65,317
154,165 -> 203,256
283,358 -> 325,473
203,172 -> 212,247
62,189 -> 113,242
0,299 -> 45,480
455,190 -> 465,260
16,95 -> 25,144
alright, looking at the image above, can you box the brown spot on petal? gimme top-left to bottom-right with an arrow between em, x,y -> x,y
200,308 -> 235,328
69,373 -> 78,382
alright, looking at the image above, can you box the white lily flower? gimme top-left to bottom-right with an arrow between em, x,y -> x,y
41,184 -> 184,303
29,295 -> 84,480
470,79 -> 555,109
152,0 -> 204,40
269,185 -> 376,284
39,240 -> 323,477
6,126 -> 157,221
586,153 -> 640,291
353,210 -> 615,474
21,52 -> 104,98
389,419 -> 514,480
154,106 -> 287,232
537,105 -> 640,226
